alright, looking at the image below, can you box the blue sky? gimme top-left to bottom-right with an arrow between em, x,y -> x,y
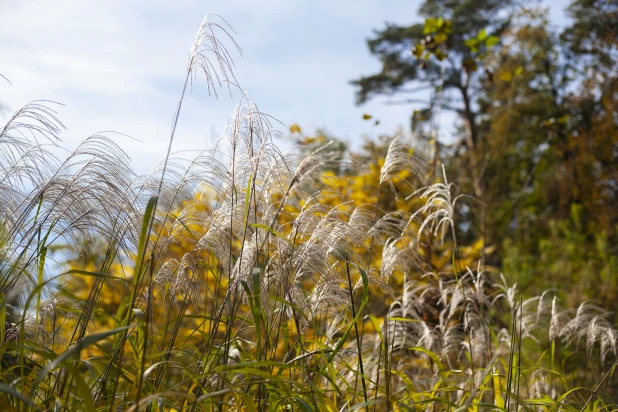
1,0 -> 571,173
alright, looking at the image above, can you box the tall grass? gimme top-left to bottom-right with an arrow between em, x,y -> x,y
1,14 -> 617,411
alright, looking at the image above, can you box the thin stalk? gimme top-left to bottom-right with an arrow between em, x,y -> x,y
346,260 -> 368,405
515,297 -> 523,410
451,220 -> 475,398
580,357 -> 618,410
369,182 -> 383,412
504,300 -> 518,409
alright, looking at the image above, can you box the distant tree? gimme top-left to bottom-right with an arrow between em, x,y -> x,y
354,1 -> 618,311
351,0 -> 525,198
475,9 -> 565,253
559,0 -> 618,232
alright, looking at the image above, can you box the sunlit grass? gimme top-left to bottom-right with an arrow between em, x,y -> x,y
0,14 -> 617,412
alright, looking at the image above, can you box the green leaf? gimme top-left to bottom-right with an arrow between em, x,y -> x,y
412,44 -> 424,58
35,246 -> 47,325
407,346 -> 445,374
252,269 -> 263,354
435,32 -> 448,44
19,269 -> 128,348
367,314 -> 383,341
293,396 -> 313,412
486,35 -> 500,48
423,18 -> 437,34
464,38 -> 478,49
249,223 -> 293,246
122,196 -> 157,324
29,326 -> 129,397
327,266 -> 368,362
270,296 -> 309,322
134,196 -> 158,282
62,363 -> 96,412
0,384 -> 36,411
478,29 -> 487,41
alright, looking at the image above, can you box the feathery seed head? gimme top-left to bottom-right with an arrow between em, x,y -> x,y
188,14 -> 242,97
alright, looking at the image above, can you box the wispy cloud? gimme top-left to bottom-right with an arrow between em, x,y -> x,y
1,0 -> 570,173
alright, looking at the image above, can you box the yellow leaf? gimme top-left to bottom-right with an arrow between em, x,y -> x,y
499,71 -> 512,81
362,113 -> 373,120
289,123 -> 301,134
412,44 -> 424,58
493,373 -> 504,407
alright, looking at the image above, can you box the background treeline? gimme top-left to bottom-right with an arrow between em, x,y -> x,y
347,0 -> 618,311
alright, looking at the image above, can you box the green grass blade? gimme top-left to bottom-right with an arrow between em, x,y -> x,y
28,326 -> 129,397
328,266 -> 368,363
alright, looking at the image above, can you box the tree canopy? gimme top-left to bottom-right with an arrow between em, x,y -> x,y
353,0 -> 618,310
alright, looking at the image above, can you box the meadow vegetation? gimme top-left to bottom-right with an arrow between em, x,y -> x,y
1,4 -> 618,411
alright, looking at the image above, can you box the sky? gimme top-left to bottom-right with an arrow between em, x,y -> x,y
1,0 -> 571,174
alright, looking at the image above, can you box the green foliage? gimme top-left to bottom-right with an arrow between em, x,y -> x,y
355,0 -> 618,320
504,204 -> 618,310
412,17 -> 452,61
463,29 -> 500,53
